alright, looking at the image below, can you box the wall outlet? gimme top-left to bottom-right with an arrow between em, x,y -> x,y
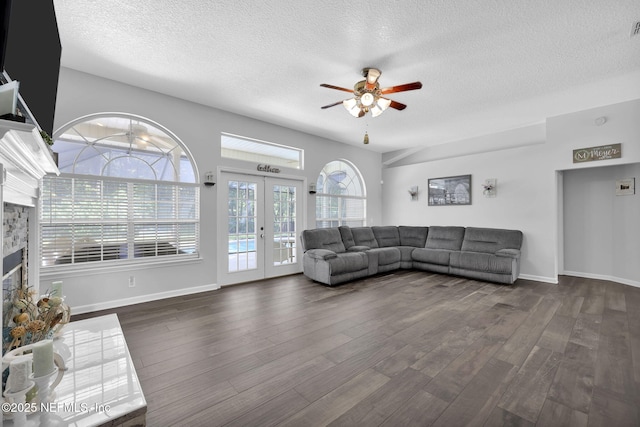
128,276 -> 135,287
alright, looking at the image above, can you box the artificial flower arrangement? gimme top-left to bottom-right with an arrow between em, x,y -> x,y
3,284 -> 70,355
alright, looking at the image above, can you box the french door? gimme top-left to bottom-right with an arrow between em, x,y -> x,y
218,172 -> 303,286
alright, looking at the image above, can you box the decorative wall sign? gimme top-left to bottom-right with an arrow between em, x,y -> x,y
428,174 -> 471,206
257,164 -> 280,173
615,178 -> 635,196
573,143 -> 621,163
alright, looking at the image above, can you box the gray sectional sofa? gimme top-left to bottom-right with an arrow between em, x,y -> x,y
300,225 -> 523,286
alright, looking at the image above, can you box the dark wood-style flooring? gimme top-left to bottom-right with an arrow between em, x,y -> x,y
73,271 -> 640,426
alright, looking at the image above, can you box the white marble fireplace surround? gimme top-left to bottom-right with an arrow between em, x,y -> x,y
0,118 -> 59,331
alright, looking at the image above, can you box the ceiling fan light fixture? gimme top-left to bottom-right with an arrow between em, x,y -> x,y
360,92 -> 375,107
377,97 -> 392,110
371,98 -> 392,117
343,98 -> 362,117
321,69 -> 421,118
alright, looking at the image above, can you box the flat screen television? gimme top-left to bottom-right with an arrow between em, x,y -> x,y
0,0 -> 61,135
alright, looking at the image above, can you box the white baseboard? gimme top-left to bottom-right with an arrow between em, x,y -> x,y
71,283 -> 221,315
562,271 -> 640,289
518,274 -> 558,284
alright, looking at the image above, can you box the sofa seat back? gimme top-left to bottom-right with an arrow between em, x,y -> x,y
301,228 -> 346,253
351,227 -> 379,248
398,226 -> 429,248
425,226 -> 465,250
461,227 -> 523,253
372,226 -> 401,247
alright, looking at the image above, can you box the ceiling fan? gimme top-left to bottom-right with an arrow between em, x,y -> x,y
320,68 -> 422,118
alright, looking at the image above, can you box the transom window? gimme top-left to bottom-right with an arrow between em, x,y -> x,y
40,113 -> 199,268
315,159 -> 366,228
221,133 -> 303,170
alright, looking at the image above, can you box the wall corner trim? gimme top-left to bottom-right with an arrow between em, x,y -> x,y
518,274 -> 559,284
562,271 -> 640,289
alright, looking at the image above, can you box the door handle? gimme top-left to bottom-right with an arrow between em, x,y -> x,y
260,233 -> 264,238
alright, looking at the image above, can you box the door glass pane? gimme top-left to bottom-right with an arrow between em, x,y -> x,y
228,180 -> 258,272
272,184 -> 296,266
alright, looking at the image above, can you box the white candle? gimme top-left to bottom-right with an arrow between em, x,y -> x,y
32,339 -> 55,377
7,355 -> 32,392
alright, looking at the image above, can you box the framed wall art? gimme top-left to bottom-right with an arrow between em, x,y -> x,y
428,174 -> 472,206
615,178 -> 635,196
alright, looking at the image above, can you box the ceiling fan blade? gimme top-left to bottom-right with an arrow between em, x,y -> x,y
387,99 -> 407,110
320,83 -> 354,93
380,81 -> 423,94
320,100 -> 345,109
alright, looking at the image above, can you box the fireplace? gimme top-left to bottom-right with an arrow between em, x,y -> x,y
3,202 -> 29,323
2,247 -> 24,324
0,117 -> 60,341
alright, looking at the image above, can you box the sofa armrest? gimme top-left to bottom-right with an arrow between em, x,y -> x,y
347,245 -> 370,252
305,249 -> 338,260
495,248 -> 521,259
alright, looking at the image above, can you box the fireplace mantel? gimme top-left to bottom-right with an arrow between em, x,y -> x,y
1,119 -> 60,329
0,119 -> 59,207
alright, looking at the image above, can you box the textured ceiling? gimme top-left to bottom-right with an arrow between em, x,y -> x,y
53,0 -> 640,157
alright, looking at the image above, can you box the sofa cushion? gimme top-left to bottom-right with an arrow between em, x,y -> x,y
450,251 -> 514,275
398,226 -> 429,248
338,226 -> 356,249
412,248 -> 453,265
461,227 -> 523,253
305,249 -> 338,260
325,252 -> 369,275
301,228 -> 346,253
425,226 -> 465,251
372,226 -> 401,247
496,248 -> 521,259
397,246 -> 416,263
369,247 -> 401,265
351,227 -> 379,248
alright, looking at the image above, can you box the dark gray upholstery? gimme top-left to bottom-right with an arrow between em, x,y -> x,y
425,226 -> 465,250
368,247 -> 401,273
338,226 -> 356,249
412,248 -> 452,265
461,227 -> 523,253
450,251 -> 514,274
371,226 -> 400,247
301,228 -> 346,253
351,227 -> 379,248
398,226 -> 428,248
397,246 -> 416,269
301,225 -> 523,286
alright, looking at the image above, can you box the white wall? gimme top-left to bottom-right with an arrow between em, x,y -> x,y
562,163 -> 640,286
46,68 -> 382,313
382,98 -> 640,284
381,141 -> 556,282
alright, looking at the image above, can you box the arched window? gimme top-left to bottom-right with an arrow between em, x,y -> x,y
315,159 -> 366,228
40,113 -> 199,267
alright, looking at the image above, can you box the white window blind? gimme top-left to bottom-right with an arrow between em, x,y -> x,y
40,176 -> 199,267
315,160 -> 366,228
